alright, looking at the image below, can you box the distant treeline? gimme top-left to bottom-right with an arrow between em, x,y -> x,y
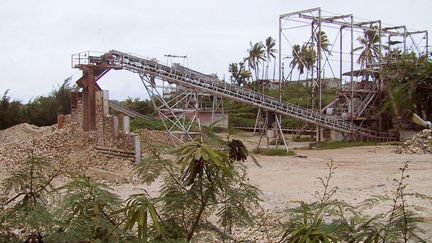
0,78 -> 155,130
0,78 -> 75,129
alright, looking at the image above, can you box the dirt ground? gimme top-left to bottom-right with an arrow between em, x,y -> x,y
112,133 -> 432,240
1,124 -> 431,241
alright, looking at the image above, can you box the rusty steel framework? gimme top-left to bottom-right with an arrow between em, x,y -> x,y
72,49 -> 400,154
278,7 -> 429,141
72,51 -> 228,146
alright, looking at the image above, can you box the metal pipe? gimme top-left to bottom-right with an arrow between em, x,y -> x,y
317,8 -> 322,142
318,9 -> 322,113
378,20 -> 382,132
350,15 -> 354,127
279,16 -> 282,102
339,27 -> 343,87
403,26 -> 407,53
311,22 -> 315,110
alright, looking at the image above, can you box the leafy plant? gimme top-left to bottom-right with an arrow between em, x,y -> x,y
279,160 -> 428,243
253,148 -> 296,156
132,134 -> 262,241
115,192 -> 165,242
279,160 -> 341,242
0,144 -> 61,241
52,176 -> 123,242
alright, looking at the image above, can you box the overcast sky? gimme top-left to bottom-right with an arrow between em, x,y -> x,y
1,0 -> 431,102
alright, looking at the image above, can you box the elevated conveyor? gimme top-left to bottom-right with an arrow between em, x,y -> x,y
72,50 -> 398,141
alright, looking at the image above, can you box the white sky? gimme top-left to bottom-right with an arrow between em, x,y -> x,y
1,0 -> 431,102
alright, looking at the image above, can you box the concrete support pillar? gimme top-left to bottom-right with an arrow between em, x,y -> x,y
134,135 -> 142,164
103,90 -> 109,116
57,114 -> 65,129
112,116 -> 119,138
123,116 -> 130,133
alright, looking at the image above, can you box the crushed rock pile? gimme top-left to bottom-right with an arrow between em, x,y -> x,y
0,123 -> 53,145
0,123 -> 136,184
137,129 -> 172,153
396,129 -> 432,154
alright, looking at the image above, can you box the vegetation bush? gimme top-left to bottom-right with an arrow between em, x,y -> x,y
0,77 -> 76,129
382,53 -> 432,123
130,118 -> 165,131
292,136 -> 314,142
120,97 -> 154,116
0,90 -> 25,130
253,148 -> 296,156
280,160 -> 428,242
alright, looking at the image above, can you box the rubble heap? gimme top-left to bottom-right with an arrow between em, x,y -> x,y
0,122 -> 174,184
0,123 -> 135,183
0,123 -> 52,145
137,128 -> 172,153
396,129 -> 432,154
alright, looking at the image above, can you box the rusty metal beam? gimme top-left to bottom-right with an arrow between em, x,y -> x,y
75,66 -> 110,131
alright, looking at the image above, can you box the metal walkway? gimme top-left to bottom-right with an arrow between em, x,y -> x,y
73,50 -> 397,141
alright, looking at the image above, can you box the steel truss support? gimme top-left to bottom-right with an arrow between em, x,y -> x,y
211,95 -> 226,127
255,111 -> 289,152
253,108 -> 262,135
140,74 -> 201,145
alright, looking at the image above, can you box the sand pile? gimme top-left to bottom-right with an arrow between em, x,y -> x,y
396,129 -> 432,154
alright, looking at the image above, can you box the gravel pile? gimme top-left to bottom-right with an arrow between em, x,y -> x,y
0,123 -> 136,183
396,129 -> 432,154
0,123 -> 53,145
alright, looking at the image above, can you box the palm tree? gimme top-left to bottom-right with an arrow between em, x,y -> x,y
301,44 -> 317,82
228,62 -> 251,86
288,44 -> 316,81
244,42 -> 265,81
315,31 -> 332,56
264,37 -> 277,80
289,44 -> 304,81
354,25 -> 383,68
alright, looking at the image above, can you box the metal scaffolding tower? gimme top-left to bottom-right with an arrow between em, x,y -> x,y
278,8 -> 429,140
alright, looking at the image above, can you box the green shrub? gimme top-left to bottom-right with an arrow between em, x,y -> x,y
292,136 -> 314,142
253,148 -> 296,156
130,118 -> 165,131
279,161 -> 427,243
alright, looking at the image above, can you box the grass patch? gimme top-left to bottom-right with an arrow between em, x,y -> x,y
292,136 -> 315,142
311,141 -> 378,150
130,118 -> 166,131
253,148 -> 296,156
